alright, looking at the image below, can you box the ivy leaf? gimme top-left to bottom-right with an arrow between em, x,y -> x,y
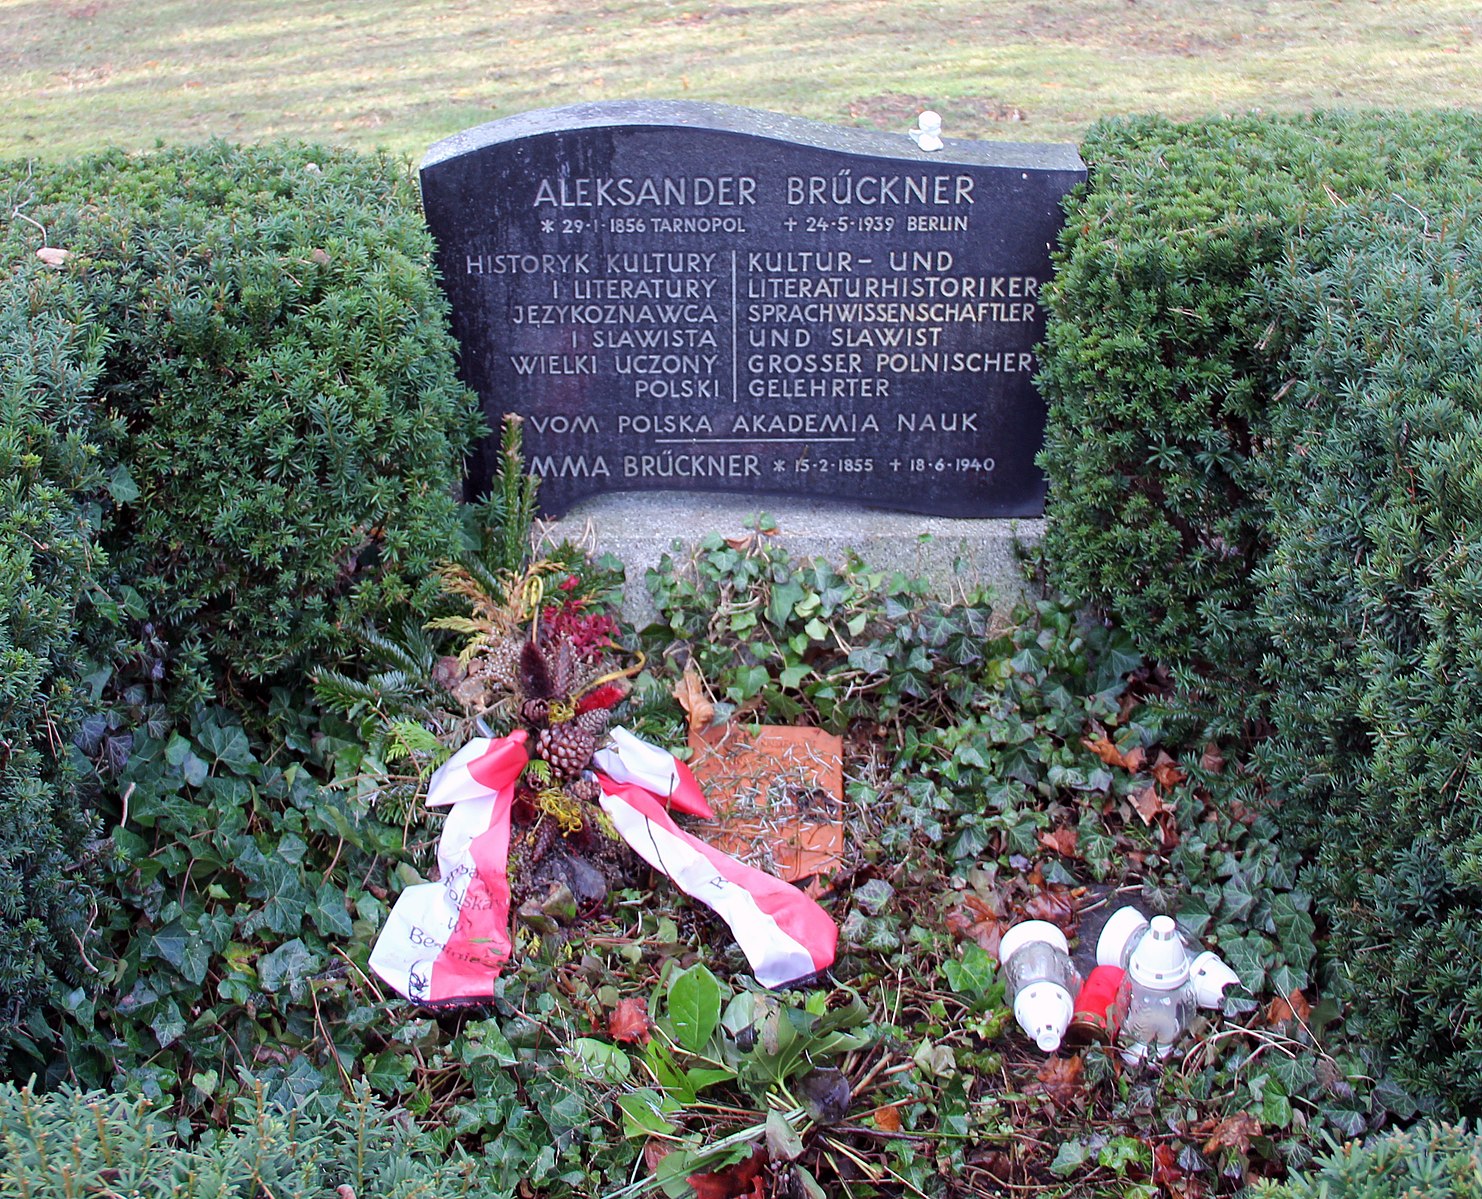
107,463 -> 140,504
1259,1079 -> 1293,1128
1218,935 -> 1269,993
257,938 -> 319,996
363,1050 -> 415,1095
779,663 -> 810,689
942,942 -> 997,999
1091,635 -> 1142,691
164,732 -> 210,787
197,720 -> 256,772
311,881 -> 354,937
767,579 -> 807,629
911,1039 -> 956,1079
1221,874 -> 1257,922
150,999 -> 186,1048
1049,1138 -> 1096,1177
1098,1136 -> 1151,1175
144,921 -> 188,972
725,665 -> 770,704
1270,891 -> 1317,969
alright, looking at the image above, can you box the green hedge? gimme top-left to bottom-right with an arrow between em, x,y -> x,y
0,141 -> 483,685
0,266 -> 108,1048
1040,114 -> 1482,1114
0,140 -> 487,1076
1038,111 -> 1482,697
1254,1121 -> 1482,1199
1257,200 -> 1482,1110
0,1081 -> 490,1198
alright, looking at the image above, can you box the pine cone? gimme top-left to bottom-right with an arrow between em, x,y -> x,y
574,707 -> 610,737
521,697 -> 551,727
568,778 -> 600,804
536,725 -> 596,779
547,637 -> 577,697
484,635 -> 522,688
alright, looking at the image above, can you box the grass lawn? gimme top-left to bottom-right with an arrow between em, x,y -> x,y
1,0 -> 1479,158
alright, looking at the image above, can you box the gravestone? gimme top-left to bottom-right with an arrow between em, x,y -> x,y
421,101 -> 1085,519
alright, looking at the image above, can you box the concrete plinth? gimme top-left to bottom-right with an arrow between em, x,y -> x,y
535,490 -> 1043,626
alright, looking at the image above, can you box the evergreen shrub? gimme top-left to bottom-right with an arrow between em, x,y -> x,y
1256,201 -> 1482,1111
1253,1121 -> 1482,1199
0,265 -> 109,1047
0,142 -> 483,684
1038,111 -> 1482,693
0,1081 -> 491,1198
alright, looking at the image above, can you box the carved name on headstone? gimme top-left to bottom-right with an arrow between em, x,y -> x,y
421,101 -> 1085,517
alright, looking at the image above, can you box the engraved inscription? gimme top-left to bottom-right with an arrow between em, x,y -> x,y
420,102 -> 1085,516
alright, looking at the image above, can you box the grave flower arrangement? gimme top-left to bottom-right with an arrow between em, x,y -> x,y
368,562 -> 837,1004
434,562 -> 638,863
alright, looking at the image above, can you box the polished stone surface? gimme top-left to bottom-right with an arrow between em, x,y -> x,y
422,101 -> 1084,518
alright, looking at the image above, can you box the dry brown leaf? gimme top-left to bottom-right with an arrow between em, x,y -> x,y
1129,785 -> 1172,826
1023,888 -> 1077,931
974,1150 -> 1014,1184
36,246 -> 71,268
1128,785 -> 1181,851
946,901 -> 1004,957
644,1138 -> 674,1173
873,1103 -> 903,1132
1200,743 -> 1226,774
1082,735 -> 1128,769
1203,1111 -> 1261,1155
1152,1141 -> 1183,1186
1152,751 -> 1187,790
1266,987 -> 1312,1027
1228,795 -> 1258,825
672,666 -> 714,732
1028,1054 -> 1084,1106
1122,744 -> 1147,774
609,996 -> 651,1044
688,1146 -> 767,1199
1154,1141 -> 1208,1199
1038,825 -> 1080,859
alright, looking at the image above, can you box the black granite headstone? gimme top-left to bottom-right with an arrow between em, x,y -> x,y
421,101 -> 1084,518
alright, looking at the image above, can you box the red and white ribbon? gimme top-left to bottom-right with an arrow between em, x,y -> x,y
368,733 -> 528,1004
592,726 -> 714,818
369,727 -> 836,1001
596,776 -> 837,988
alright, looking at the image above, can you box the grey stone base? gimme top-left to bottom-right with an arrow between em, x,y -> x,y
534,490 -> 1043,627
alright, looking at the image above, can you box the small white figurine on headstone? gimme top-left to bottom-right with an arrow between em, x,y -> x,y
911,110 -> 944,152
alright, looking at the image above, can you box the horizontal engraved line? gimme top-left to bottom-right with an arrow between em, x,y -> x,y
651,437 -> 858,444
